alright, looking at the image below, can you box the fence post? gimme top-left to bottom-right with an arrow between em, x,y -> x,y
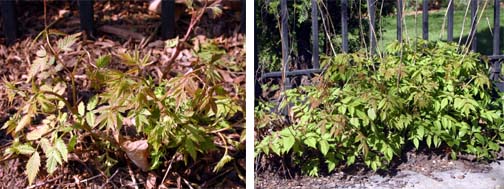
281,0 -> 291,90
367,0 -> 376,55
0,1 -> 16,45
397,0 -> 402,42
161,0 -> 175,39
494,0 -> 500,55
312,0 -> 319,69
422,0 -> 428,40
447,0 -> 454,42
78,0 -> 94,39
342,0 -> 349,53
470,0 -> 478,51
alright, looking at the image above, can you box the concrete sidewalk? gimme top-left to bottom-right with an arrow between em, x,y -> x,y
362,161 -> 504,189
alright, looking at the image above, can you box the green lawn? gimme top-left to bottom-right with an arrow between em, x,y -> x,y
379,6 -> 504,55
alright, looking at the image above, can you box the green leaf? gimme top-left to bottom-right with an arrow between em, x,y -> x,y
96,55 -> 111,68
271,142 -> 281,156
349,118 -> 360,127
426,135 -> 432,148
78,102 -> 85,116
282,135 -> 295,153
488,142 -> 499,151
40,138 -> 51,154
45,147 -> 62,174
417,126 -> 425,138
213,154 -> 233,173
347,155 -> 355,165
367,108 -> 376,121
451,151 -> 457,159
319,139 -> 330,156
87,96 -> 98,110
26,151 -> 40,185
413,138 -> 420,149
185,139 -> 197,161
16,144 -> 36,155
67,135 -> 77,152
371,161 -> 378,171
441,98 -> 448,109
433,136 -> 440,148
54,138 -> 68,162
385,147 -> 394,161
304,137 -> 317,149
165,36 -> 179,48
85,112 -> 96,127
56,33 -> 80,52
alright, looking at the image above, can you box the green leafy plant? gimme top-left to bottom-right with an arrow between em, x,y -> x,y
3,33 -> 244,186
256,40 -> 504,176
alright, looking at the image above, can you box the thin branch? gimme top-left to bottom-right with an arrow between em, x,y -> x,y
165,0 -> 217,67
127,162 -> 139,189
25,175 -> 63,189
160,154 -> 177,186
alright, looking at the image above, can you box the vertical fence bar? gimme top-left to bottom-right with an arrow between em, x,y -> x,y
397,0 -> 402,42
494,0 -> 500,55
470,0 -> 477,51
422,0 -> 428,40
78,0 -> 94,39
367,0 -> 376,55
312,0 -> 319,69
254,1 -> 260,105
240,0 -> 245,33
342,0 -> 349,53
281,0 -> 291,89
0,1 -> 16,45
447,0 -> 454,42
492,0 -> 501,82
161,0 -> 175,39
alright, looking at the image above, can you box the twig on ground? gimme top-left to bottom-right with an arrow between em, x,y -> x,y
127,162 -> 139,189
25,175 -> 63,189
78,174 -> 102,184
102,169 -> 120,188
160,154 -> 177,186
182,177 -> 195,189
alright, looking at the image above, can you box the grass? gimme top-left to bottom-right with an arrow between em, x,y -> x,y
379,6 -> 504,55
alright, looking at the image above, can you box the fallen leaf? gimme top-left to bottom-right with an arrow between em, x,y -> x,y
121,139 -> 150,171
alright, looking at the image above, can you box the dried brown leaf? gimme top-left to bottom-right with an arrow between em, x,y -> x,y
121,139 -> 150,171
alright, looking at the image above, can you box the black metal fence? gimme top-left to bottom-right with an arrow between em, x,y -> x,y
257,0 -> 503,96
0,0 -> 245,45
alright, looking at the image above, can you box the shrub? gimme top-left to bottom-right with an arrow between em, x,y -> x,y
255,40 -> 504,176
